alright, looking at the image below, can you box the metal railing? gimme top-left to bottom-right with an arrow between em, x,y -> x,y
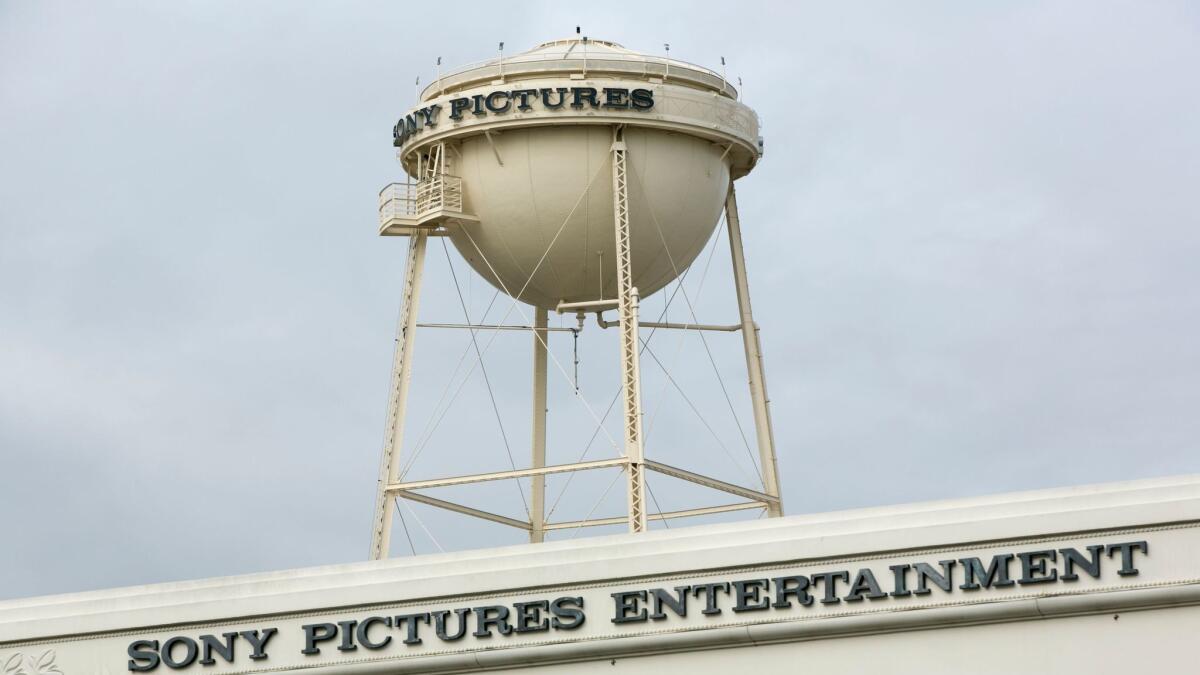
416,173 -> 463,214
436,52 -> 722,80
379,182 -> 417,221
378,174 -> 465,228
420,50 -> 737,101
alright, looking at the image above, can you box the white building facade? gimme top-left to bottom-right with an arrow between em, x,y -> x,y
2,474 -> 1198,673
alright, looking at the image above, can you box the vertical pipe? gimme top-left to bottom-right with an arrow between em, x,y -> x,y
369,230 -> 429,559
724,184 -> 783,517
530,307 -> 549,543
611,127 -> 648,533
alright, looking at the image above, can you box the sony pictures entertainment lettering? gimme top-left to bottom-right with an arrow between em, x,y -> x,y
126,540 -> 1147,671
392,87 -> 655,146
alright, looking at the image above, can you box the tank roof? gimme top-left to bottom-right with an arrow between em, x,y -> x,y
531,37 -> 629,52
420,37 -> 738,101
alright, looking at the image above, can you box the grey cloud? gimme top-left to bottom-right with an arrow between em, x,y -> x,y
1,1 -> 1197,599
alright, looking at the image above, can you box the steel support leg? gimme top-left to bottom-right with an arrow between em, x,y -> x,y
725,184 -> 783,517
369,230 -> 429,559
530,307 -> 549,543
611,128 -> 648,533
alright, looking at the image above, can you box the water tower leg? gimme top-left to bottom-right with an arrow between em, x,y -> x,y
369,230 -> 430,560
611,129 -> 649,533
725,184 -> 784,517
530,307 -> 548,543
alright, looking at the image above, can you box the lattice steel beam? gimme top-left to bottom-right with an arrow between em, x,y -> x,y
370,230 -> 429,560
611,126 -> 648,533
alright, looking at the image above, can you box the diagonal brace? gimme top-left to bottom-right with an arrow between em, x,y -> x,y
644,459 -> 780,505
395,490 -> 530,531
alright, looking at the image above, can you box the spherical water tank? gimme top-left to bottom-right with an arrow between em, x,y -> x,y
391,39 -> 762,311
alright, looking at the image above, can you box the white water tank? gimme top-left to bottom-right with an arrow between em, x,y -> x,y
389,38 -> 762,311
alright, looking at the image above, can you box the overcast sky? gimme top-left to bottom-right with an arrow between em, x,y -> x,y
1,1 -> 1198,600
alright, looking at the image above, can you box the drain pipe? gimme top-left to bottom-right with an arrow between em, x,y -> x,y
594,311 -> 741,332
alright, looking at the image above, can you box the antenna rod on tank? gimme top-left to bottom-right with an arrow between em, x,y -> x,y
664,43 -> 670,81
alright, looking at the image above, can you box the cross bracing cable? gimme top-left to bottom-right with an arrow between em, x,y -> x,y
441,238 -> 532,519
543,245 -> 716,522
645,475 -> 669,530
460,224 -> 624,454
542,391 -> 621,523
564,466 -> 627,540
404,162 -> 612,478
400,288 -> 501,480
639,339 -> 759,487
639,220 -> 763,486
626,162 -> 764,486
401,498 -> 446,553
394,499 -> 418,556
642,218 -> 725,446
456,160 -> 624,443
399,157 -> 621,481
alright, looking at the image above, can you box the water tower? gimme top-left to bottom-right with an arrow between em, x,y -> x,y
369,37 -> 780,559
